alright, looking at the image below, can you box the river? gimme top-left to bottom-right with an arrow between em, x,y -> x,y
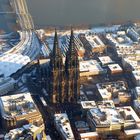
0,0 -> 17,33
26,0 -> 140,28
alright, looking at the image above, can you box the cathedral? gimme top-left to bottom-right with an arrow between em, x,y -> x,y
48,29 -> 80,104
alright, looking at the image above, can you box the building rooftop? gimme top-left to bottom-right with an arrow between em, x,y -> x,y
106,31 -> 133,46
135,87 -> 140,97
108,64 -> 123,73
54,113 -> 75,140
98,56 -> 113,65
89,107 -> 123,126
122,57 -> 140,71
88,106 -> 140,128
125,129 -> 140,136
81,101 -> 97,109
0,53 -> 30,77
79,60 -> 104,76
75,121 -> 89,132
118,106 -> 140,122
85,34 -> 105,48
0,92 -> 38,117
97,100 -> 115,109
80,132 -> 98,139
132,70 -> 140,80
4,124 -> 44,140
96,81 -> 130,104
134,100 -> 140,111
46,32 -> 85,57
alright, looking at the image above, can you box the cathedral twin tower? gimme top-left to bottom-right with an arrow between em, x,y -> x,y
48,29 -> 80,104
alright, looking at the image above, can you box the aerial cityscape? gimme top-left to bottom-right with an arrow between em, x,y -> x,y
1,0 -> 140,140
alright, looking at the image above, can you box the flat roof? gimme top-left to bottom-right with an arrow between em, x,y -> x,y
106,32 -> 133,46
96,81 -> 129,101
97,100 -> 115,108
81,101 -> 97,109
0,92 -> 38,117
125,129 -> 140,136
120,106 -> 140,123
89,106 -> 140,127
108,64 -> 123,72
98,56 -> 113,65
80,60 -> 103,73
89,107 -> 123,125
5,124 -> 42,139
80,132 -> 98,138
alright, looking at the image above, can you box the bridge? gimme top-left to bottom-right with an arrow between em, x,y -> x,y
10,0 -> 34,30
0,0 -> 41,98
2,0 -> 41,60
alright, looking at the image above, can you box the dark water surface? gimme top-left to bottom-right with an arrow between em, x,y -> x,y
0,0 -> 17,32
26,0 -> 140,28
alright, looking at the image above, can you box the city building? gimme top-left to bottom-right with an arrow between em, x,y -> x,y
84,34 -> 106,53
48,30 -> 65,103
46,31 -> 85,58
107,63 -> 123,75
75,121 -> 90,133
134,87 -> 140,100
80,101 -> 97,110
80,101 -> 97,116
133,100 -> 140,116
106,31 -> 133,46
122,56 -> 140,71
38,58 -> 104,82
65,29 -> 80,102
79,60 -> 104,77
54,113 -> 75,140
97,100 -> 115,109
87,107 -> 122,133
127,28 -> 140,42
132,71 -> 140,86
4,124 -> 46,140
105,31 -> 135,57
87,105 -> 140,138
98,56 -> 114,66
96,81 -> 131,105
47,29 -> 80,103
60,34 -> 85,57
0,53 -> 30,77
0,92 -> 44,131
80,132 -> 99,140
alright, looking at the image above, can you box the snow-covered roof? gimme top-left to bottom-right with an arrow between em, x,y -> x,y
132,70 -> 140,80
0,53 -> 30,77
0,92 -> 38,117
98,56 -> 113,65
54,113 -> 75,140
80,60 -> 103,73
108,64 -> 123,73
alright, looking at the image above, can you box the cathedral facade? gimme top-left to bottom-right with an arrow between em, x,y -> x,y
48,29 -> 80,104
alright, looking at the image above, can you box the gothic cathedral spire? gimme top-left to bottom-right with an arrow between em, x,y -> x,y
49,29 -> 65,103
65,28 -> 80,102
